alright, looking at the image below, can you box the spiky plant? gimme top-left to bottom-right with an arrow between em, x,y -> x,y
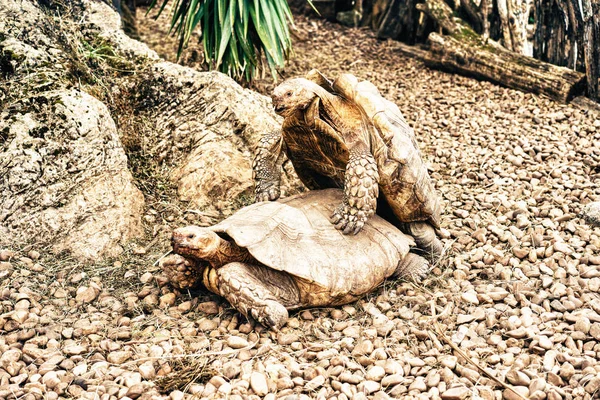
149,0 -> 294,82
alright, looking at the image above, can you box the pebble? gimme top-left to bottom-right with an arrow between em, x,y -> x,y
75,287 -> 98,303
441,386 -> 471,400
227,336 -> 249,349
250,371 -> 269,396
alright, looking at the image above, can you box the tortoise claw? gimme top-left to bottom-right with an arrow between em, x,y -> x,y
255,186 -> 280,203
332,205 -> 368,235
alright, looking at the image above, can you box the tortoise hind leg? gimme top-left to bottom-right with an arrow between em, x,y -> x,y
403,221 -> 445,263
216,262 -> 301,330
392,252 -> 430,281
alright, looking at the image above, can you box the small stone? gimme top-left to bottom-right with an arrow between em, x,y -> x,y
408,377 -> 427,392
0,249 -> 14,261
277,333 -> 299,345
198,301 -> 219,314
305,375 -> 325,391
381,374 -> 403,387
139,362 -> 155,379
140,272 -> 153,283
366,366 -> 385,381
75,287 -> 98,303
358,380 -> 380,394
441,386 -> 471,400
126,383 -> 144,399
505,369 -> 530,386
107,351 -> 132,364
250,371 -> 269,396
170,391 -> 185,400
227,336 -> 249,349
63,345 -> 87,355
503,386 -> 529,400
575,317 -> 591,334
159,293 -> 176,307
461,291 -> 479,305
198,319 -> 219,331
440,356 -> 457,370
41,371 -> 60,389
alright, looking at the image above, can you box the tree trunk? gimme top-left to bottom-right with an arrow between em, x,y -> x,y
426,33 -> 586,102
582,0 -> 600,100
377,0 -> 421,43
417,0 -> 586,103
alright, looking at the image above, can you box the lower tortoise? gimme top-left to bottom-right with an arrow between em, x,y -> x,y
161,189 -> 428,329
253,70 -> 444,261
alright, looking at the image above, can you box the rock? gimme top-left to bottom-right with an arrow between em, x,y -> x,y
581,202 -> 600,226
409,377 -> 427,392
75,287 -> 98,303
305,375 -> 326,391
107,351 -> 132,364
461,291 -> 479,305
250,371 -> 269,396
381,374 -> 404,387
137,63 -> 302,215
503,386 -> 529,400
278,333 -> 299,345
0,88 -> 143,260
227,336 -> 249,349
366,366 -> 386,381
197,301 -> 220,315
358,380 -> 381,394
63,345 -> 87,356
159,293 -> 176,307
442,386 -> 471,400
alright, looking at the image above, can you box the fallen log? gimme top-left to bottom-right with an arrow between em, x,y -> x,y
416,0 -> 587,103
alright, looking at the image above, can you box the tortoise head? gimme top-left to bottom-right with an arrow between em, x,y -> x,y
272,78 -> 318,117
171,226 -> 221,260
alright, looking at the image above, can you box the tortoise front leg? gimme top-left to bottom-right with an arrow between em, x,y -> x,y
159,254 -> 204,290
216,262 -> 301,330
330,146 -> 379,235
253,130 -> 286,202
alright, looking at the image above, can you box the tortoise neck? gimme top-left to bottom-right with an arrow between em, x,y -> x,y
307,81 -> 337,104
207,237 -> 254,268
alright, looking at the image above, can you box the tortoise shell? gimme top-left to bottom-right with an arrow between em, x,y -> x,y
281,70 -> 442,228
210,189 -> 414,306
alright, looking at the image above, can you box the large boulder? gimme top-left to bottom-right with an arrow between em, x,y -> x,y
0,90 -> 145,260
133,62 -> 301,214
0,0 -> 145,260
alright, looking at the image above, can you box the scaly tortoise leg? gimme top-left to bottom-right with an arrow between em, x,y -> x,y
330,145 -> 379,235
159,254 -> 204,290
253,130 -> 286,202
216,262 -> 301,330
391,252 -> 430,281
402,221 -> 445,263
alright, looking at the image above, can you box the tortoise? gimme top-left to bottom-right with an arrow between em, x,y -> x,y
253,69 -> 444,261
161,189 -> 428,329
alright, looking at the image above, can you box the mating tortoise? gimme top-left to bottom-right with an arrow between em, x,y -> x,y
253,70 -> 443,260
161,189 -> 428,329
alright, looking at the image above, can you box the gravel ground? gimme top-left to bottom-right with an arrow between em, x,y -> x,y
2,11 -> 600,400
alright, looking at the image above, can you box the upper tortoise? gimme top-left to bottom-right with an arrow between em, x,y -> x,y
253,70 -> 444,260
161,189 -> 428,330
